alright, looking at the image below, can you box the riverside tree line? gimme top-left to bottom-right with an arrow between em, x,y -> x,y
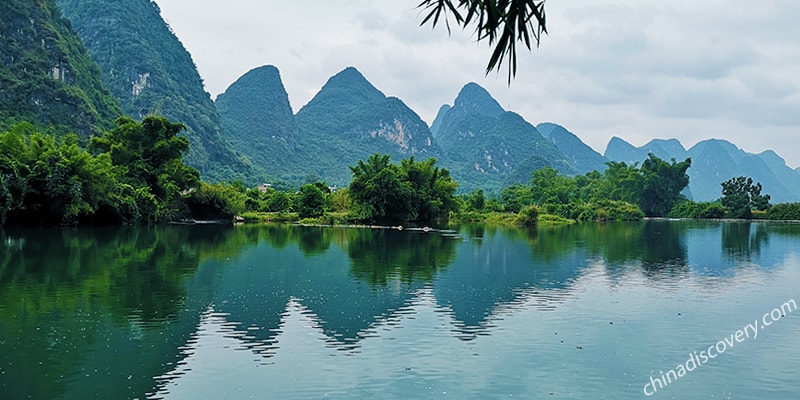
1,116 -> 799,227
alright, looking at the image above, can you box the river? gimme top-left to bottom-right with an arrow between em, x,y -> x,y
1,220 -> 798,399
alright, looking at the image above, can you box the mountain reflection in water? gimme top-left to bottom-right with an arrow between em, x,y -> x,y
1,221 -> 798,399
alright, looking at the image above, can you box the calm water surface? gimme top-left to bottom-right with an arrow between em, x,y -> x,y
1,221 -> 799,399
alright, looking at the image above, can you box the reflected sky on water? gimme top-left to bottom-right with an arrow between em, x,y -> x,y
1,221 -> 798,399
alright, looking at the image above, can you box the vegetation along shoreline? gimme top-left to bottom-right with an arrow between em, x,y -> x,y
3,116 -> 799,229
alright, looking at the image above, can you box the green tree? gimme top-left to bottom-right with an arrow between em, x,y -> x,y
230,179 -> 248,193
349,154 -> 413,221
600,161 -> 644,204
0,124 -> 119,226
242,186 -> 265,212
184,183 -> 246,220
499,183 -> 534,213
0,124 -> 33,224
267,190 -> 292,213
349,154 -> 458,222
90,116 -> 200,221
419,0 -> 547,81
530,166 -> 577,204
638,154 -> 691,217
400,157 -> 459,221
721,176 -> 771,219
574,170 -> 604,202
297,183 -> 326,219
329,188 -> 352,212
467,189 -> 486,211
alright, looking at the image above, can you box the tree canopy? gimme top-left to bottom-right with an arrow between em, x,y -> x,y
297,183 -> 326,219
348,154 -> 458,223
0,123 -> 117,226
418,0 -> 547,81
721,176 -> 771,219
486,154 -> 691,221
638,154 -> 692,217
90,116 -> 200,221
0,116 -> 221,226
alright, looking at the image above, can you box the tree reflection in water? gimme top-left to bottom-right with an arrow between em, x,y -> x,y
2,221 -> 799,399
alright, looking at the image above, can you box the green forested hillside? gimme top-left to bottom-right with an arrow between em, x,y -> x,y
293,67 -> 442,186
216,65 -> 303,184
218,68 -> 581,191
537,123 -> 608,175
0,0 -> 121,136
56,0 -> 258,183
432,83 -> 575,192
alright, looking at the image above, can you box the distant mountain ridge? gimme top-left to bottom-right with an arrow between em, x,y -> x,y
22,0 -> 798,201
537,123 -> 608,175
215,65 -> 800,201
218,71 -> 582,191
605,136 -> 687,166
216,66 -> 442,186
295,67 -> 442,185
431,83 -> 575,191
604,137 -> 800,202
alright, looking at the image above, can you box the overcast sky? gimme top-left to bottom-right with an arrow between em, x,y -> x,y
155,0 -> 800,168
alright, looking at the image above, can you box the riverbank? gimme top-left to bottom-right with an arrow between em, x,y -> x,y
238,210 -> 576,228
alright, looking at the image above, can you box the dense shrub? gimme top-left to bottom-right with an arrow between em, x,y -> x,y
297,184 -> 325,219
576,200 -> 644,222
349,154 -> 458,223
267,191 -> 292,213
542,202 -> 584,220
767,203 -> 800,221
539,200 -> 643,221
184,183 -> 246,220
516,205 -> 539,226
669,201 -> 726,219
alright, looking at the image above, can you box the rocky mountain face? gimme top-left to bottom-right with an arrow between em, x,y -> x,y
604,137 -> 800,202
57,0 -> 257,183
219,73 -> 582,191
0,0 -> 120,136
431,83 -> 575,191
297,67 -> 440,165
20,0 -> 797,200
218,66 -> 444,187
221,70 -> 582,191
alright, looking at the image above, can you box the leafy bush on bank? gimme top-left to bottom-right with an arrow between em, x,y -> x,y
766,203 -> 800,220
543,200 -> 643,222
668,201 -> 726,219
516,205 -> 539,226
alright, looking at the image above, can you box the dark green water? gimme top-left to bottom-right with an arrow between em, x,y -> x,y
1,221 -> 798,399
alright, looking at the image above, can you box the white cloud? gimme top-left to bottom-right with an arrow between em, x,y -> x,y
154,0 -> 800,167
